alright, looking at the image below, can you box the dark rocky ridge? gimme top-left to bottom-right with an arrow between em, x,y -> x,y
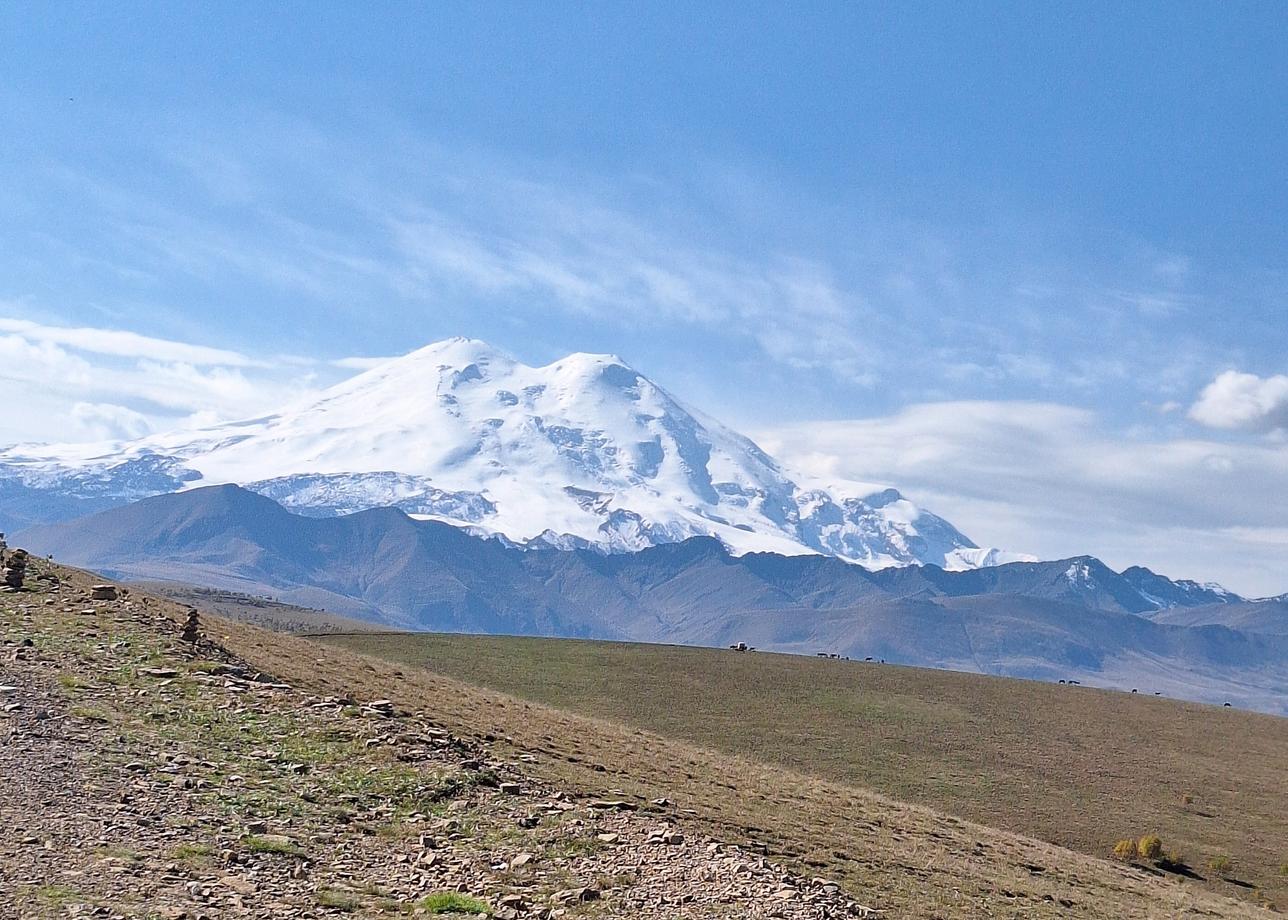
18,485 -> 1288,714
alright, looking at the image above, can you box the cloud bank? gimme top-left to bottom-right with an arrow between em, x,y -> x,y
0,317 -> 338,443
760,400 -> 1288,597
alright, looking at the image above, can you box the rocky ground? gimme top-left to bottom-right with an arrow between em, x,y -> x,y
0,560 -> 879,919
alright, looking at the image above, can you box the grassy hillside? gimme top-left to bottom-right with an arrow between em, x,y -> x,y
14,559 -> 1277,917
319,631 -> 1288,908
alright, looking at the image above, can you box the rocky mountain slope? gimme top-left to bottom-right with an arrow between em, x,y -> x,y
20,485 -> 1288,714
0,337 -> 1029,570
0,562 -> 875,919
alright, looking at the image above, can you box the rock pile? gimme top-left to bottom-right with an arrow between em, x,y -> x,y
180,606 -> 201,643
1,548 -> 27,591
90,584 -> 119,601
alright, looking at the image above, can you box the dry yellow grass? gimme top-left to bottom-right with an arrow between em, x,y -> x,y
313,631 -> 1288,912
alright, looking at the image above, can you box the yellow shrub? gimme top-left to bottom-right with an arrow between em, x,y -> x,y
1138,835 -> 1164,860
1113,839 -> 1138,860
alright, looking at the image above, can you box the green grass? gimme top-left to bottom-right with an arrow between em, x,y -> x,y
418,892 -> 490,914
69,704 -> 112,723
94,845 -> 142,863
34,884 -> 80,905
1209,854 -> 1233,874
172,840 -> 212,860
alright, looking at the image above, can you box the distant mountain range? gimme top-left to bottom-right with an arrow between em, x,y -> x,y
0,338 -> 1030,571
18,485 -> 1288,715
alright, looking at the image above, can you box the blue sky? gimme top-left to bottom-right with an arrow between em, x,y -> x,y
2,3 -> 1286,592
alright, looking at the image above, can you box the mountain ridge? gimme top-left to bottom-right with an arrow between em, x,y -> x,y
18,484 -> 1288,714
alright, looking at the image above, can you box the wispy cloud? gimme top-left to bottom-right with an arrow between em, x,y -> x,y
331,355 -> 399,370
386,198 -> 882,383
7,112 -> 1246,420
70,402 -> 153,440
0,318 -> 329,444
10,115 -> 1233,407
0,316 -> 257,366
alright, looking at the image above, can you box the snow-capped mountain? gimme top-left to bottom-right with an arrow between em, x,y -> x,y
0,337 -> 1031,570
1119,566 -> 1239,609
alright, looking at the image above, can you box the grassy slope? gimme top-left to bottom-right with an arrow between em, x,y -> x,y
318,632 -> 1288,909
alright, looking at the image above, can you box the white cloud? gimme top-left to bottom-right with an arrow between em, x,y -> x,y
332,355 -> 400,370
1189,370 -> 1288,432
0,317 -> 257,366
759,401 -> 1288,597
70,402 -> 152,440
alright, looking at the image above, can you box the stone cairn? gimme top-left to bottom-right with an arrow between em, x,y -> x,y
2,547 -> 28,591
181,607 -> 201,644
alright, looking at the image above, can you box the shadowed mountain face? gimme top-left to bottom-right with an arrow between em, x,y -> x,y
18,485 -> 1288,714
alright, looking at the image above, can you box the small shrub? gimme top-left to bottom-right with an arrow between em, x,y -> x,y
95,846 -> 141,863
1179,793 -> 1194,806
174,842 -> 214,861
316,888 -> 361,911
1137,834 -> 1164,860
69,705 -> 111,723
1279,862 -> 1288,877
418,892 -> 490,914
1112,839 -> 1138,860
243,834 -> 304,857
1208,854 -> 1233,874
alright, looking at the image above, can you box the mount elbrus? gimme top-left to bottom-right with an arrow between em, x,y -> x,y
0,337 -> 1029,569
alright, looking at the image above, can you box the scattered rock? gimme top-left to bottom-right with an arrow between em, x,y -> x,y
553,885 -> 600,904
588,799 -> 637,811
